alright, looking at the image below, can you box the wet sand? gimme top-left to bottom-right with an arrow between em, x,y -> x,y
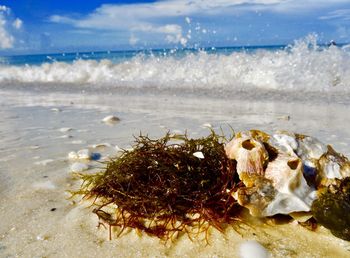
1,88 -> 350,257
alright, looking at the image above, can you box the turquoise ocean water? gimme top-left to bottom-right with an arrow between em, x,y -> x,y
0,45 -> 286,66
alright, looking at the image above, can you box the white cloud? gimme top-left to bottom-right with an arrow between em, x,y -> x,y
135,24 -> 188,45
49,0 -> 284,45
13,18 -> 22,29
50,0 -> 350,30
0,6 -> 14,49
319,9 -> 350,21
49,0 -> 283,30
50,0 -> 283,30
0,18 -> 14,48
0,5 -> 24,49
0,5 -> 9,13
50,15 -> 76,24
49,0 -> 350,46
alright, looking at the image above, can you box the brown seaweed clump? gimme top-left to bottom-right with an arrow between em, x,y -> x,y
72,131 -> 240,241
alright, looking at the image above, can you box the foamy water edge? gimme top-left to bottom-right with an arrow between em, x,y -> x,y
1,36 -> 350,95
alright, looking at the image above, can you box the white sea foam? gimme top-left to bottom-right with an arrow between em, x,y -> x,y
1,36 -> 350,94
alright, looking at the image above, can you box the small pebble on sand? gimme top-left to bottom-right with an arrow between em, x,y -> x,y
201,123 -> 212,128
102,115 -> 120,124
238,240 -> 269,258
36,234 -> 50,241
58,135 -> 73,139
59,127 -> 73,133
277,115 -> 290,121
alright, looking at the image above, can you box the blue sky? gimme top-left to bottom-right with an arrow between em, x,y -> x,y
1,0 -> 350,54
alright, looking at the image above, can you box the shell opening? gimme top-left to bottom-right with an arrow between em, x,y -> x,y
242,139 -> 255,150
287,159 -> 300,170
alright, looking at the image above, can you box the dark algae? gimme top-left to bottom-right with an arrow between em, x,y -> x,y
72,131 -> 241,241
311,177 -> 350,241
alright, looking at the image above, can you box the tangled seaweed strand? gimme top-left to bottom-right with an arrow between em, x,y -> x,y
74,131 -> 241,242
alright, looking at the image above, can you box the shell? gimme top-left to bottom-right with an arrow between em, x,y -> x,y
269,131 -> 298,157
278,132 -> 350,185
295,134 -> 328,163
193,151 -> 205,159
102,115 -> 120,124
263,153 -> 316,216
234,151 -> 316,217
270,131 -> 328,166
269,132 -> 344,186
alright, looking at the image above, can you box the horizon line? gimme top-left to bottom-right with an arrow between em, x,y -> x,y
1,41 -> 348,58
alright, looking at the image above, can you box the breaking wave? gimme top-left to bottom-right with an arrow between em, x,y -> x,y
1,35 -> 350,94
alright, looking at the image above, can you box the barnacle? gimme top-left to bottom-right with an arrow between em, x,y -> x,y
225,131 -> 269,177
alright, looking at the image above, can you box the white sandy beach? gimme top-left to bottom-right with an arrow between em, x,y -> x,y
1,87 -> 350,257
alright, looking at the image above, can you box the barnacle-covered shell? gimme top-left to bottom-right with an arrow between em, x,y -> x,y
270,132 -> 330,186
226,129 -> 350,218
226,130 -> 319,217
234,152 -> 316,217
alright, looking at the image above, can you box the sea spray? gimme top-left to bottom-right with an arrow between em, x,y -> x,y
1,35 -> 350,93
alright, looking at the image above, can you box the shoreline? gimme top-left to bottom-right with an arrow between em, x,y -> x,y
1,82 -> 350,105
1,86 -> 350,257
